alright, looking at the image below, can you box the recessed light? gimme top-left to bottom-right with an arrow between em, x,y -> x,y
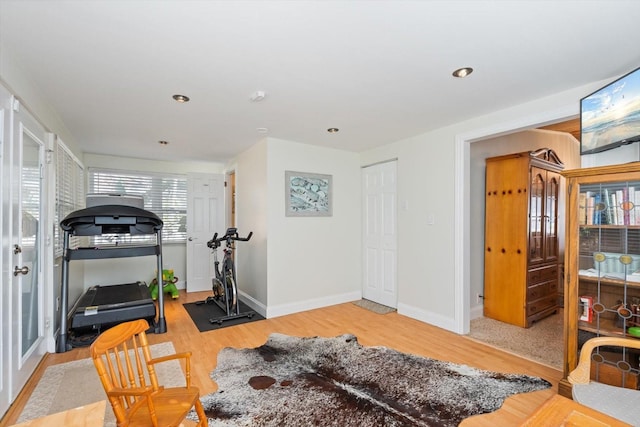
452,67 -> 473,78
158,140 -> 169,145
172,94 -> 190,103
327,128 -> 339,133
257,127 -> 269,133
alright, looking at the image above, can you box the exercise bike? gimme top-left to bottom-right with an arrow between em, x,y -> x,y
197,227 -> 254,324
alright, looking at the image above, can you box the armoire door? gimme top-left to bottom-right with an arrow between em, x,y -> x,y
544,171 -> 561,263
529,167 -> 546,265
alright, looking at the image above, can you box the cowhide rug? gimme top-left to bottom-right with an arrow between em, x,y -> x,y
196,333 -> 550,426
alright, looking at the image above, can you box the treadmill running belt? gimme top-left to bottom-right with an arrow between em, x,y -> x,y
91,283 -> 149,306
70,282 -> 156,329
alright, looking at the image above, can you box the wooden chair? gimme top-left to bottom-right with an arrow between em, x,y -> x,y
90,319 -> 207,427
568,336 -> 640,425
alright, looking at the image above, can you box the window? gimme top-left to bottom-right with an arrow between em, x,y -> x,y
55,140 -> 84,256
88,168 -> 187,245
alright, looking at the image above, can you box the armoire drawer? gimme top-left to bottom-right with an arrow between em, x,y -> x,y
526,294 -> 557,316
528,265 -> 558,285
527,280 -> 557,301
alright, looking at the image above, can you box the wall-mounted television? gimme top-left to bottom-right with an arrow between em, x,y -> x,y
580,66 -> 640,155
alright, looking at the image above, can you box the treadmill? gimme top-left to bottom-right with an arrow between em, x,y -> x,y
57,203 -> 166,352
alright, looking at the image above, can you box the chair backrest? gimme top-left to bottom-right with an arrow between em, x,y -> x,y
568,336 -> 640,386
90,319 -> 159,425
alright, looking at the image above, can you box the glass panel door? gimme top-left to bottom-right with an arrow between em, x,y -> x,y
529,169 -> 545,264
545,173 -> 560,262
20,132 -> 42,355
10,112 -> 45,399
577,181 -> 640,388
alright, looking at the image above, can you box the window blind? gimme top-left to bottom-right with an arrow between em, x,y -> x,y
87,167 -> 187,245
54,140 -> 84,256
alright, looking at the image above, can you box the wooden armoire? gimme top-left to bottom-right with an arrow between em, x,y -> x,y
483,148 -> 564,328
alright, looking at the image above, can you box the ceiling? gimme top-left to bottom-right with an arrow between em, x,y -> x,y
539,118 -> 580,141
1,0 -> 639,163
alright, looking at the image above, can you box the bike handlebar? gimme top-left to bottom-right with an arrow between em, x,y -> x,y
207,228 -> 253,249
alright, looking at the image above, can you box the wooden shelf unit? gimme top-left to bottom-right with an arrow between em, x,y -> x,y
560,162 -> 640,397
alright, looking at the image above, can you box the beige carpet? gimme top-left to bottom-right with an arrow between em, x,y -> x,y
18,342 -> 184,427
467,312 -> 563,370
352,299 -> 396,314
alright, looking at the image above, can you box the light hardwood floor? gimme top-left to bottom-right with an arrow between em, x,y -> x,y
0,291 -> 562,426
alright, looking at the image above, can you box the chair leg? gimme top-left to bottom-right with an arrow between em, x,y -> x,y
194,399 -> 207,426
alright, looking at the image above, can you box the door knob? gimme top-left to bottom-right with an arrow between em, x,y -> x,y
14,266 -> 29,276
188,237 -> 193,241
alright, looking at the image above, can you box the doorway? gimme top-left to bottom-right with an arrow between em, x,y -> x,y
463,121 -> 580,367
226,171 -> 235,229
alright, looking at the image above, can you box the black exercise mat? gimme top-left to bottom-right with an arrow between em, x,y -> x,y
183,300 -> 264,332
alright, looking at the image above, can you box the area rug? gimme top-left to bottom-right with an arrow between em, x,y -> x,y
183,300 -> 265,332
18,342 -> 184,427
194,333 -> 551,426
468,312 -> 563,370
352,298 -> 397,314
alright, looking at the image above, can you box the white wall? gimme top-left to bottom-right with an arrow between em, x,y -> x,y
469,129 -> 581,319
265,138 -> 361,317
581,143 -> 640,168
84,153 -> 225,175
233,140 -> 269,313
230,138 -> 361,318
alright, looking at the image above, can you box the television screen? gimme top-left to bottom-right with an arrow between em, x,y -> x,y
580,66 -> 640,154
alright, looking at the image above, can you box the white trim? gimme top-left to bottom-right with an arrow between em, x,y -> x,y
397,302 -> 458,332
453,103 -> 578,334
453,133 -> 469,334
237,290 -> 267,318
266,290 -> 362,318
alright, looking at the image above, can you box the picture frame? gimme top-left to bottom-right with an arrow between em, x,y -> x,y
285,171 -> 332,217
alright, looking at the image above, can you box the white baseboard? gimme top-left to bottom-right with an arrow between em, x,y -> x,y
397,302 -> 458,333
267,291 -> 362,318
238,290 -> 267,317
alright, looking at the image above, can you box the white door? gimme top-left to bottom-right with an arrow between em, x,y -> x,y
9,98 -> 46,399
186,173 -> 224,292
362,161 -> 398,307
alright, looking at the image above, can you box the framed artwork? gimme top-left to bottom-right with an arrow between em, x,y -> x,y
285,171 -> 332,217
